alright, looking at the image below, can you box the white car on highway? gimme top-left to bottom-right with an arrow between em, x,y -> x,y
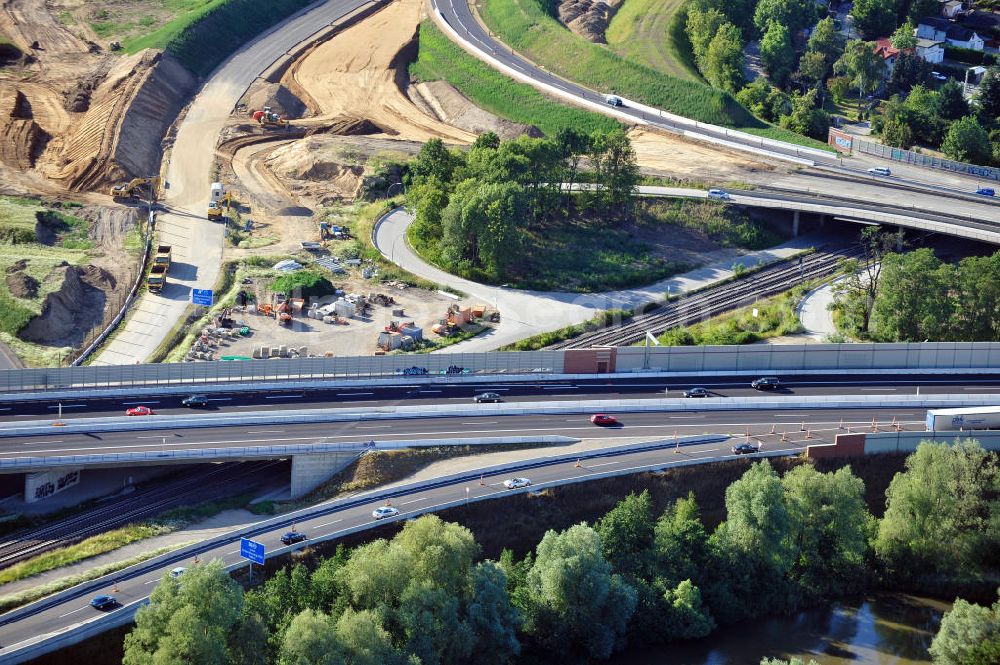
503,477 -> 532,490
372,506 -> 400,520
707,188 -> 730,200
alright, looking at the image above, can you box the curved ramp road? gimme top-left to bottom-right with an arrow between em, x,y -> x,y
431,0 -> 1000,218
93,0 -> 369,365
374,208 -> 817,352
0,425 -> 860,660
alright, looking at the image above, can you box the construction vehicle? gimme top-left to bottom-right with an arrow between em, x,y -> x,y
110,176 -> 160,201
147,264 -> 167,293
153,245 -> 171,270
252,107 -> 289,129
207,183 -> 238,220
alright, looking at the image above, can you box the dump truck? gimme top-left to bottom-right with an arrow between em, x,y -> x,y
147,264 -> 167,293
153,245 -> 171,271
252,107 -> 289,129
110,176 -> 159,200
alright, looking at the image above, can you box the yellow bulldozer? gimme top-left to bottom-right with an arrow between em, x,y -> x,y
110,176 -> 160,201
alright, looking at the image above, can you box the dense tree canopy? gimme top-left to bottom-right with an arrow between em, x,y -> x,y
930,591 -> 1000,665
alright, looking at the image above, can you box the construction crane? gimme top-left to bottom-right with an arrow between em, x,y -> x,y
109,176 -> 160,201
252,106 -> 289,129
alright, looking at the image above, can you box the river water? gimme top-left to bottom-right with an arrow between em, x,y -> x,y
606,594 -> 950,665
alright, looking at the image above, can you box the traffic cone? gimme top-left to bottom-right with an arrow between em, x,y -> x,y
838,419 -> 845,430
745,427 -> 750,443
479,475 -> 485,486
193,555 -> 200,565
805,429 -> 813,439
848,424 -> 853,433
769,424 -> 776,435
871,417 -> 878,433
575,459 -> 581,468
781,431 -> 788,442
800,421 -> 806,432
113,581 -> 119,593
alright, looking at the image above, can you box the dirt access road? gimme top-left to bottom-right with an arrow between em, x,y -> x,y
93,0 -> 371,364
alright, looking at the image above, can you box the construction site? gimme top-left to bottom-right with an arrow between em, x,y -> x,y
0,0 -> 789,367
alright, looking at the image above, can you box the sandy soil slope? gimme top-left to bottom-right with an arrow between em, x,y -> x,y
285,0 -> 474,143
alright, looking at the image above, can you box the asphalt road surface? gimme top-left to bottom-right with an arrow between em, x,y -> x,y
3,374 -> 999,423
432,0 -> 1000,225
0,426 -> 862,654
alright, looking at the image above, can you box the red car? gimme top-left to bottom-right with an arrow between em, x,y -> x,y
590,414 -> 618,426
125,405 -> 155,416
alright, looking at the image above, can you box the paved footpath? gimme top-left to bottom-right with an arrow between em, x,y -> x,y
375,208 -> 821,352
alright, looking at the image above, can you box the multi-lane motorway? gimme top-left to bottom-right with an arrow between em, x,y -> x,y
0,426 -> 856,656
4,374 -> 1000,422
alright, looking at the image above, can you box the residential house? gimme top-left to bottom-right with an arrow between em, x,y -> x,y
945,24 -> 985,50
940,0 -> 963,19
918,17 -> 987,50
915,37 -> 945,63
874,38 -> 902,73
917,17 -> 951,41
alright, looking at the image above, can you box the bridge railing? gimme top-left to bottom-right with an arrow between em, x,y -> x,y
1,343 -> 999,394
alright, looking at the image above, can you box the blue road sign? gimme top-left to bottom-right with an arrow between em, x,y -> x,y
240,537 -> 265,565
192,288 -> 213,306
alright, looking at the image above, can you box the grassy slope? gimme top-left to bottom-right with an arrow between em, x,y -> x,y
0,198 -> 92,359
410,22 -> 619,136
126,0 -> 314,76
605,0 -> 700,82
478,0 -> 833,150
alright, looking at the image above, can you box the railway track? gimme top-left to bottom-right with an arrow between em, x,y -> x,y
548,245 -> 862,349
0,460 -> 283,568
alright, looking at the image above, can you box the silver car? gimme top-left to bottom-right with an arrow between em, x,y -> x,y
372,506 -> 400,520
503,477 -> 532,490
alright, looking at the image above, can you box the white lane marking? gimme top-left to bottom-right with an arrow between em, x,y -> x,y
0,408 -> 9,412
46,404 -> 86,409
338,392 -> 374,397
136,435 -> 168,439
312,518 -> 342,529
226,549 -> 240,555
58,606 -> 87,618
463,421 -> 497,425
399,496 -> 428,505
265,395 -> 301,400
773,414 -> 804,417
1,421 -> 924,456
144,579 -> 158,585
122,401 -> 161,405
419,390 -> 442,393
588,460 -> 623,468
543,386 -> 576,389
21,440 -> 62,445
860,388 -> 897,392
962,387 -> 1000,391
246,429 -> 284,434
207,397 -> 232,401
339,400 -> 376,403
669,416 -> 701,419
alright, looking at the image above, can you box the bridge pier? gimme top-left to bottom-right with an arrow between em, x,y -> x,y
290,451 -> 361,498
792,210 -> 800,237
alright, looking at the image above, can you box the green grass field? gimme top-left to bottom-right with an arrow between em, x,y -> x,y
410,22 -> 619,136
0,197 -> 100,366
478,0 -> 833,150
123,0 -> 314,76
605,0 -> 700,82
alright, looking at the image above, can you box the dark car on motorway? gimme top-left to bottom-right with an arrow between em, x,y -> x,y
474,392 -> 503,403
751,377 -> 781,390
90,595 -> 118,611
683,387 -> 711,398
280,531 -> 307,546
732,443 -> 760,455
182,394 -> 210,408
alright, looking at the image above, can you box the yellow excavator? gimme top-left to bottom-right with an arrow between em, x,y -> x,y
110,176 -> 160,201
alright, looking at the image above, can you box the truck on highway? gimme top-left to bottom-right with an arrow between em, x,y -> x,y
147,264 -> 167,293
153,245 -> 171,271
925,406 -> 1000,431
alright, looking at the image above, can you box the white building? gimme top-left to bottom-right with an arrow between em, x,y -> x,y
915,37 -> 945,64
